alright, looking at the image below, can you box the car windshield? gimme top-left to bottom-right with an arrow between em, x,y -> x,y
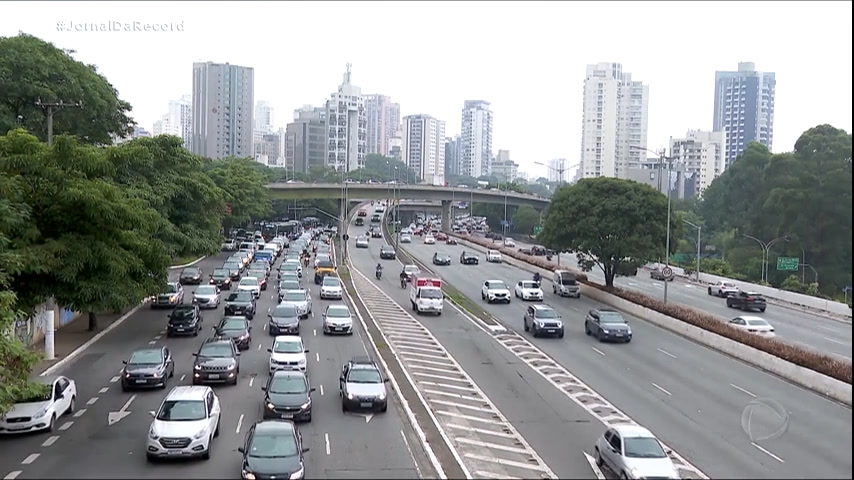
273,340 -> 303,353
420,289 -> 442,299
198,343 -> 234,358
283,263 -> 298,271
227,292 -> 253,302
279,281 -> 300,290
382,246 -> 394,252
220,319 -> 246,331
248,433 -> 299,458
195,286 -> 217,295
489,281 -> 507,290
171,308 -> 195,320
316,261 -> 333,269
156,400 -> 206,422
239,278 -> 258,286
128,350 -> 162,365
327,307 -> 351,318
357,236 -> 367,241
747,319 -> 770,327
248,270 -> 266,278
269,376 -> 307,394
15,386 -> 52,403
521,281 -> 539,289
599,312 -> 626,324
535,308 -> 558,319
224,263 -> 241,270
182,267 -> 200,275
212,269 -> 229,277
558,275 -> 576,285
283,291 -> 305,301
165,284 -> 179,294
348,368 -> 382,383
273,305 -> 298,317
317,255 -> 330,262
623,437 -> 667,458
322,277 -> 340,287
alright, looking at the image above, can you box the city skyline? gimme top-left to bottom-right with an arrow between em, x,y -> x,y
2,1 -> 851,179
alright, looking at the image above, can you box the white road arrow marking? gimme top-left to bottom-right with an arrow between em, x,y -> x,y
357,413 -> 374,423
108,394 -> 136,426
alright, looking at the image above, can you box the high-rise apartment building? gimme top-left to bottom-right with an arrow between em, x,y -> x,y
388,129 -> 403,162
402,114 -> 446,186
326,65 -> 366,172
460,100 -> 493,178
192,62 -> 255,159
712,62 -> 775,167
579,62 -> 648,179
285,106 -> 327,174
152,95 -> 192,150
548,158 -> 568,183
670,130 -> 726,197
364,94 -> 400,156
255,101 -> 275,134
444,135 -> 462,177
152,115 -> 178,137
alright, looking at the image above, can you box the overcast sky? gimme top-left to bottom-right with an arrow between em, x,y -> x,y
3,1 -> 852,179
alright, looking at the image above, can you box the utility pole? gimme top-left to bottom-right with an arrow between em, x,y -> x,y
34,98 -> 83,360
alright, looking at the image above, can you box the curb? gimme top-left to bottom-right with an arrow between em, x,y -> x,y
168,255 -> 207,270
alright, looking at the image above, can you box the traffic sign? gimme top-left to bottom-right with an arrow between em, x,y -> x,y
533,226 -> 543,235
776,256 -> 799,271
343,234 -> 349,241
662,266 -> 673,279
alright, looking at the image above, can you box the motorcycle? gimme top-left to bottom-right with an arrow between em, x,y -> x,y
400,277 -> 407,289
376,269 -> 383,280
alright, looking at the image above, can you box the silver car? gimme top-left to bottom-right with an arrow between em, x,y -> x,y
278,279 -> 301,302
322,304 -> 353,335
320,277 -> 343,300
340,357 -> 389,412
280,289 -> 312,319
594,424 -> 679,479
355,235 -> 369,248
192,285 -> 221,309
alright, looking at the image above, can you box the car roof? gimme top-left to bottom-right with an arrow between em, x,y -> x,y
327,304 -> 350,312
131,347 -> 163,355
202,338 -> 233,347
167,281 -> 180,287
271,369 -> 306,380
531,304 -> 555,311
739,315 -> 766,321
165,385 -> 210,401
612,423 -> 656,438
274,335 -> 303,343
254,419 -> 297,435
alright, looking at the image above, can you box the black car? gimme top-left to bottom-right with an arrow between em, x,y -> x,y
179,266 -> 203,285
380,245 -> 396,260
432,252 -> 452,266
121,347 -> 175,391
355,217 -> 364,226
460,252 -> 479,265
262,370 -> 315,422
210,268 -> 233,290
370,214 -> 381,223
223,262 -> 243,281
523,305 -> 564,338
726,291 -> 767,312
166,304 -> 203,337
269,304 -> 301,336
214,316 -> 253,350
225,291 -> 256,319
370,229 -> 383,239
584,308 -> 632,343
192,338 -> 240,385
239,421 -> 308,480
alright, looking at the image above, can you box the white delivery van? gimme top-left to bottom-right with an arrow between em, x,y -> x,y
409,275 -> 444,315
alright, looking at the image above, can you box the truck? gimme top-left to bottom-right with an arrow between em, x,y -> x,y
409,275 -> 444,315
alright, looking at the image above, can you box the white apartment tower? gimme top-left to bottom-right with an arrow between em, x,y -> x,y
402,114 -> 446,186
153,95 -> 192,150
579,62 -> 648,179
255,101 -> 275,134
192,62 -> 255,159
460,100 -> 493,178
326,64 -> 367,172
670,130 -> 727,197
712,62 -> 776,167
364,94 -> 401,156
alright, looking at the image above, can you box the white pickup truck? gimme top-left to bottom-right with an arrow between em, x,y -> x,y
708,281 -> 739,297
409,275 -> 444,315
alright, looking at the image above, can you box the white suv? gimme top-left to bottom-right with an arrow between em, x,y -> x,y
268,336 -> 309,373
486,250 -> 502,263
146,386 -> 220,461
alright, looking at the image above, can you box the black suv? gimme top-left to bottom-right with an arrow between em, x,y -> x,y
225,291 -> 257,319
523,304 -> 564,338
210,268 -> 233,290
166,304 -> 202,337
192,338 -> 240,385
726,291 -> 767,312
380,245 -> 396,260
584,308 -> 632,343
460,252 -> 479,265
179,266 -> 204,285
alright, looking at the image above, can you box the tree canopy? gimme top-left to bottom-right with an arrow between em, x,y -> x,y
511,205 -> 540,235
539,177 -> 675,286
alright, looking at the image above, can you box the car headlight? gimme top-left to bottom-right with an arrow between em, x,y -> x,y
242,471 -> 256,480
169,295 -> 177,302
289,466 -> 304,480
266,402 -> 276,410
34,406 -> 49,418
193,429 -> 207,440
298,358 -> 307,365
602,329 -> 609,334
149,427 -> 159,440
556,321 -> 563,328
538,321 -> 546,327
629,467 -> 641,479
227,364 -> 237,370
194,364 -> 202,370
347,392 -> 354,400
300,399 -> 312,410
378,391 -> 386,400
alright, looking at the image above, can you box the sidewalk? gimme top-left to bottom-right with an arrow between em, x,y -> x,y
32,310 -> 129,375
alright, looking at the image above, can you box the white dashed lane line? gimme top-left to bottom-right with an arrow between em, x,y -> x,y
59,421 -> 73,431
110,376 -> 120,383
315,352 -> 320,362
180,374 -> 186,381
730,383 -> 757,398
73,409 -> 87,418
4,471 -> 22,480
657,348 -> 677,359
41,436 -> 60,447
98,387 -> 109,394
591,347 -> 605,356
249,376 -> 255,388
236,414 -> 245,434
319,384 -> 324,396
651,383 -> 673,396
325,433 -> 331,455
21,454 -> 39,465
86,397 -> 99,406
148,340 -> 156,345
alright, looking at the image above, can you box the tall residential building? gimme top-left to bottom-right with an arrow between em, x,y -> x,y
325,64 -> 366,172
402,114 -> 446,186
255,132 -> 284,168
388,128 -> 403,162
548,158 -> 568,183
152,115 -> 178,137
460,100 -> 493,178
285,106 -> 327,174
712,62 -> 776,167
444,135 -> 462,177
192,62 -> 255,159
255,101 -> 275,134
364,94 -> 401,156
579,62 -> 649,179
670,130 -> 726,197
491,160 -> 518,181
152,95 -> 192,150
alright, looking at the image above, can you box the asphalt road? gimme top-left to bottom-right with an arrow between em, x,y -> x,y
398,238 -> 853,479
508,238 -> 853,361
0,253 -> 427,479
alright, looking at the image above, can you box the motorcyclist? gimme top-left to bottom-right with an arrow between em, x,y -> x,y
376,263 -> 383,279
533,272 -> 541,284
400,269 -> 408,288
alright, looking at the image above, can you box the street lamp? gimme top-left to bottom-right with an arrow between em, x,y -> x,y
682,219 -> 702,282
741,234 -> 789,283
534,161 -> 580,188
503,172 -> 510,236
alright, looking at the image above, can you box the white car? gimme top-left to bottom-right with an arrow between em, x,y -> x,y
146,386 -> 220,461
237,277 -> 261,298
268,336 -> 309,373
355,235 -> 370,248
481,280 -> 511,304
503,238 -> 516,248
0,375 -> 76,434
486,249 -> 502,263
284,259 -> 303,278
400,234 -> 412,244
708,281 -> 739,297
424,234 -> 436,245
728,316 -> 776,338
322,304 -> 354,335
192,285 -> 221,309
515,280 -> 544,301
320,276 -> 344,299
280,289 -> 312,318
594,424 -> 679,480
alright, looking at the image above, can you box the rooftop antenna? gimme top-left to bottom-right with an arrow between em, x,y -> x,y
344,63 -> 352,83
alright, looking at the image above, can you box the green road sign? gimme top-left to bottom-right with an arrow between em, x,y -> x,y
533,226 -> 543,236
777,256 -> 799,271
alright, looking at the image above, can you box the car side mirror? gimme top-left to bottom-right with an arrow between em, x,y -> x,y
339,375 -> 345,382
309,387 -> 316,393
238,447 -> 245,454
122,360 -> 127,364
236,352 -> 241,356
665,448 -> 673,455
302,447 -> 310,453
192,353 -> 199,357
149,410 -> 156,418
261,386 -> 267,392
383,379 -> 390,383
267,348 -> 272,353
304,349 -> 310,353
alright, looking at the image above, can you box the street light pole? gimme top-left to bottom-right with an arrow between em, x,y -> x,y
503,172 -> 509,237
683,219 -> 702,282
742,234 -> 789,283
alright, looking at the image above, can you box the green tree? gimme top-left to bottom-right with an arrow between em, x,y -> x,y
205,158 -> 274,231
511,205 -> 540,235
0,34 -> 134,145
539,178 -> 673,287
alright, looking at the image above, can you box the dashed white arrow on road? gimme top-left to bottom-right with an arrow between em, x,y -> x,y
108,394 -> 136,426
357,413 -> 374,423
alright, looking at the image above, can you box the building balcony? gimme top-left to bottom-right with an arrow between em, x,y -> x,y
338,120 -> 346,126
337,142 -> 346,149
328,153 -> 336,161
328,142 -> 336,150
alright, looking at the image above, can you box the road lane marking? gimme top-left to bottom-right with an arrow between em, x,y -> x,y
59,421 -> 73,431
651,383 -> 672,396
657,348 -> 677,359
813,323 -> 842,333
325,433 -> 331,455
319,384 -> 324,396
822,336 -> 849,346
235,414 -> 244,434
730,383 -> 757,398
436,410 -> 503,426
465,453 -> 547,472
313,328 -> 317,336
99,387 -> 109,394
154,335 -> 162,340
474,470 -> 521,480
73,409 -> 86,418
257,343 -> 262,351
457,437 -> 530,455
41,436 -> 60,447
3,471 -> 22,480
315,352 -> 320,362
412,371 -> 468,383
148,340 -> 156,345
86,397 -> 99,405
406,357 -> 456,368
21,454 -> 39,465
110,376 -> 120,383
583,452 -> 607,480
591,347 -> 606,356
431,399 -> 494,414
751,442 -> 785,463
446,423 -> 515,439
248,377 -> 254,388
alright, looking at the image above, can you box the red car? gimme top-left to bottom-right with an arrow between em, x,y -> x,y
436,232 -> 448,241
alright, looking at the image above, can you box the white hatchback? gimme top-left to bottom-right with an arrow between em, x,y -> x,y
486,250 -> 502,263
268,336 -> 309,373
237,277 -> 261,298
323,304 -> 354,335
0,375 -> 76,434
515,280 -> 544,301
424,235 -> 436,245
146,386 -> 220,461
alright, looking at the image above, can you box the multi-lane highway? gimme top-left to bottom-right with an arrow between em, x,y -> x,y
508,238 -> 853,361
0,253 -> 430,479
390,234 -> 853,479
